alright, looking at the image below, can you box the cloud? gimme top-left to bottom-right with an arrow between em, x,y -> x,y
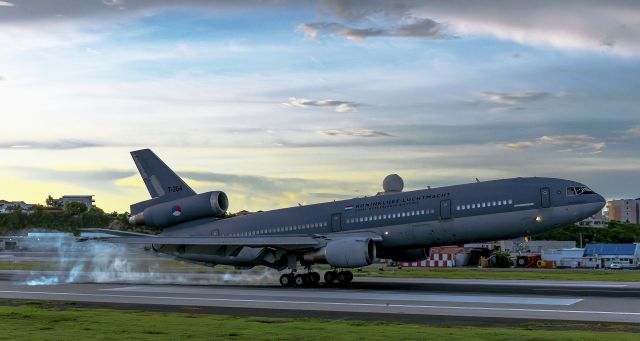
179,171 -> 362,202
0,140 -> 106,150
0,0 -> 288,22
0,1 -> 14,7
479,91 -> 550,106
284,97 -> 361,112
102,0 -> 125,7
503,134 -> 606,154
318,129 -> 392,137
623,127 -> 640,137
488,106 -> 525,114
316,0 -> 640,56
9,167 -> 135,184
297,18 -> 451,41
474,91 -> 567,114
504,141 -> 535,149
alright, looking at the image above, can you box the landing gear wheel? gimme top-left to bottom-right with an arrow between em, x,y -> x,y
337,271 -> 353,284
295,274 -> 307,287
310,272 -> 321,285
280,273 -> 294,287
337,271 -> 348,284
345,271 -> 353,282
324,270 -> 337,284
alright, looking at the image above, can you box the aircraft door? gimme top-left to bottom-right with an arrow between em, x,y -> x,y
440,200 -> 451,220
331,213 -> 342,232
540,187 -> 551,208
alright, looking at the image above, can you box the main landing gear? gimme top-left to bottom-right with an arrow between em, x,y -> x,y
279,271 -> 321,287
279,269 -> 353,287
324,270 -> 353,285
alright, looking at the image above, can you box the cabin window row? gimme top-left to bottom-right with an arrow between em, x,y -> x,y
345,209 -> 436,224
228,221 -> 328,237
455,199 -> 512,211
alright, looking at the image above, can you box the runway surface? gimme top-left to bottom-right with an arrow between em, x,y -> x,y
0,271 -> 639,324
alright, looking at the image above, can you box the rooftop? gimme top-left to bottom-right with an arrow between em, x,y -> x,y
583,244 -> 638,257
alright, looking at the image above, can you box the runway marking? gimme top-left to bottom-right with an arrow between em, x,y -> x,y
534,288 -> 640,293
0,290 -> 638,317
354,278 -> 630,288
103,286 -> 582,306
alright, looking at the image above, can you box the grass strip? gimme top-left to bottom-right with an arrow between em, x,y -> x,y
356,268 -> 640,281
0,300 -> 638,340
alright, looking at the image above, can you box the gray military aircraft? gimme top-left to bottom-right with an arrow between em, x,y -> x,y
102,149 -> 605,287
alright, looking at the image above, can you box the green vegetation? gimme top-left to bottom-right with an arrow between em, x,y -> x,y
0,194 -> 163,235
492,250 -> 514,268
0,205 -> 139,235
0,300 -> 637,340
534,221 -> 640,245
63,202 -> 88,216
356,268 -> 640,281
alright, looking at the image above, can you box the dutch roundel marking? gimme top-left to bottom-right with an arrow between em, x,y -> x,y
172,205 -> 182,217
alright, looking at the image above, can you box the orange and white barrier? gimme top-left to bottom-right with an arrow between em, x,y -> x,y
400,254 -> 455,267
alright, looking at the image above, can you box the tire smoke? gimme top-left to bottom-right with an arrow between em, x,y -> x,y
23,236 -> 279,286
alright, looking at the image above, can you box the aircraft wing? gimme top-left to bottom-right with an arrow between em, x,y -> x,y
97,235 -> 322,251
80,228 -> 157,237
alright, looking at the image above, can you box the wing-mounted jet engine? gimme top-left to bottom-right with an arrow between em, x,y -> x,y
302,237 -> 376,268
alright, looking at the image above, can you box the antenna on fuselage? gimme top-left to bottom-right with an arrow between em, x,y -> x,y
475,178 -> 480,183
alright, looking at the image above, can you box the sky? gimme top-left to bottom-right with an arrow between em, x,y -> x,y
0,0 -> 639,213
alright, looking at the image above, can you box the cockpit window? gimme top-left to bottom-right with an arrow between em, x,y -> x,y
567,186 -> 595,196
579,186 -> 596,194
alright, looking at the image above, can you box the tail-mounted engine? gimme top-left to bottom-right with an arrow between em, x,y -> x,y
129,191 -> 228,228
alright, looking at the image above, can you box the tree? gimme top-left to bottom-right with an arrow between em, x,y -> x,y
64,202 -> 88,216
45,195 -> 60,208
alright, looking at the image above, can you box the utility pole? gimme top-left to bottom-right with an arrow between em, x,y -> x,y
579,232 -> 583,248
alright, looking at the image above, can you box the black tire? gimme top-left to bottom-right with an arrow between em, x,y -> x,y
280,274 -> 292,287
310,272 -> 321,284
295,274 -> 306,287
345,271 -> 353,283
324,271 -> 336,283
337,271 -> 349,283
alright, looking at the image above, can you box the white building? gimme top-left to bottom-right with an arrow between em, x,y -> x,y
542,248 -> 587,268
60,195 -> 94,211
582,243 -> 640,269
0,201 -> 33,214
607,199 -> 640,224
576,211 -> 607,228
543,244 -> 640,269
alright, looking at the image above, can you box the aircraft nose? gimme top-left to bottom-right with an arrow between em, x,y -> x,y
596,193 -> 606,207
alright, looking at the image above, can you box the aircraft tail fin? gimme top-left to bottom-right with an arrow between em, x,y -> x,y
129,149 -> 196,214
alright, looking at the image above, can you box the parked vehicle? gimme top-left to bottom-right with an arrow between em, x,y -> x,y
608,261 -> 623,269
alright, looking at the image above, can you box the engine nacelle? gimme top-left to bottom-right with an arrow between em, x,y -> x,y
129,191 -> 228,228
377,248 -> 429,262
303,237 -> 376,268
